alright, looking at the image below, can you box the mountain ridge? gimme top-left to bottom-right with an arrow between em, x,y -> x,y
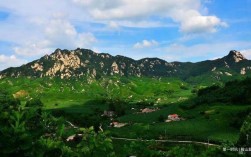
0,48 -> 250,81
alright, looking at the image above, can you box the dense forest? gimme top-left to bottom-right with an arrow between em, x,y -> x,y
0,89 -> 115,157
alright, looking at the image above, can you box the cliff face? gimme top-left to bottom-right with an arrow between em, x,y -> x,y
0,48 -> 251,80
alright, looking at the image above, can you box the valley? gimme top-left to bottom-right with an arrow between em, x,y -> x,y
1,0 -> 251,156
0,49 -> 251,156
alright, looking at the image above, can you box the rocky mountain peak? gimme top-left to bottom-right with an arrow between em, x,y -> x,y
0,48 -> 251,80
226,50 -> 246,62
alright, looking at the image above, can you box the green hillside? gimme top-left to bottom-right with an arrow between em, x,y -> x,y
1,76 -> 249,156
1,49 -> 251,156
0,76 -> 192,108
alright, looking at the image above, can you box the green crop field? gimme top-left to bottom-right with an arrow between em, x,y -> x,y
109,103 -> 248,143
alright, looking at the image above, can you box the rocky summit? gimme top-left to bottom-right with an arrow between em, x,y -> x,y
223,50 -> 247,63
0,48 -> 251,80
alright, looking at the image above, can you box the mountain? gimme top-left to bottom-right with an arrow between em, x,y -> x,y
0,48 -> 251,81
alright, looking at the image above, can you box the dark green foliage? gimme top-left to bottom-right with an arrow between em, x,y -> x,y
166,89 -> 175,96
74,114 -> 102,132
51,109 -> 66,117
167,145 -> 199,157
132,101 -> 155,108
0,89 -> 20,111
76,127 -> 115,157
229,108 -> 251,129
197,85 -> 220,96
25,98 -> 43,107
180,84 -> 189,90
154,89 -> 175,97
0,90 -> 115,157
122,141 -> 167,157
179,100 -> 198,110
0,107 -> 44,156
167,145 -> 239,157
158,115 -> 165,122
238,113 -> 251,147
51,105 -> 106,133
107,98 -> 126,116
195,78 -> 251,105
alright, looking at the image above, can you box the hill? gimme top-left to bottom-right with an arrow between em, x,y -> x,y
0,48 -> 251,156
0,49 -> 251,84
195,77 -> 251,105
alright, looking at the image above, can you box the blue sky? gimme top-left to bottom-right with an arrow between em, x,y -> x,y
0,0 -> 251,70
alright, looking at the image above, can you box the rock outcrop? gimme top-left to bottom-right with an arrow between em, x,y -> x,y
225,50 -> 247,63
0,49 -> 250,80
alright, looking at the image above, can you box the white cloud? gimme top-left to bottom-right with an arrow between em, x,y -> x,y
75,32 -> 97,47
0,1 -> 227,57
0,0 -> 97,58
162,41 -> 251,61
13,40 -> 51,57
240,49 -> 251,59
177,11 -> 228,33
44,18 -> 97,49
12,17 -> 97,57
0,0 -> 232,69
73,0 -> 226,34
114,20 -> 174,28
107,21 -> 120,30
203,0 -> 213,4
134,40 -> 159,49
0,54 -> 27,70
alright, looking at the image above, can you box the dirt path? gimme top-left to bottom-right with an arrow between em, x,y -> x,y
66,120 -> 220,147
111,137 -> 220,147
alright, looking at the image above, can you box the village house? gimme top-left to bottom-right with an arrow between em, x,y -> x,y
167,114 -> 180,121
110,121 -> 127,128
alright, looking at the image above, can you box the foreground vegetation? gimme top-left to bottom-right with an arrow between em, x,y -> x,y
0,90 -> 115,156
1,76 -> 251,156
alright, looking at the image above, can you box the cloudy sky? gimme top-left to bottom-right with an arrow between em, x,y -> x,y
0,0 -> 251,70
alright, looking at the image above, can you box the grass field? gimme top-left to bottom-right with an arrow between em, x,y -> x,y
0,76 -> 247,145
109,103 -> 246,143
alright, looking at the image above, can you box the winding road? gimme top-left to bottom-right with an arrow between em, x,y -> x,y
66,120 -> 220,147
111,137 -> 220,147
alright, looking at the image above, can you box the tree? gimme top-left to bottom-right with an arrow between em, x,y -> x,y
238,113 -> 251,147
0,90 -> 115,157
158,115 -> 165,122
0,89 -> 20,111
107,98 -> 126,116
167,145 -> 238,157
77,127 -> 115,157
25,98 -> 43,107
123,141 -> 166,157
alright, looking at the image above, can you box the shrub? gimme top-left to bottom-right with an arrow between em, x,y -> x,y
158,115 -> 165,122
25,98 -> 43,107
